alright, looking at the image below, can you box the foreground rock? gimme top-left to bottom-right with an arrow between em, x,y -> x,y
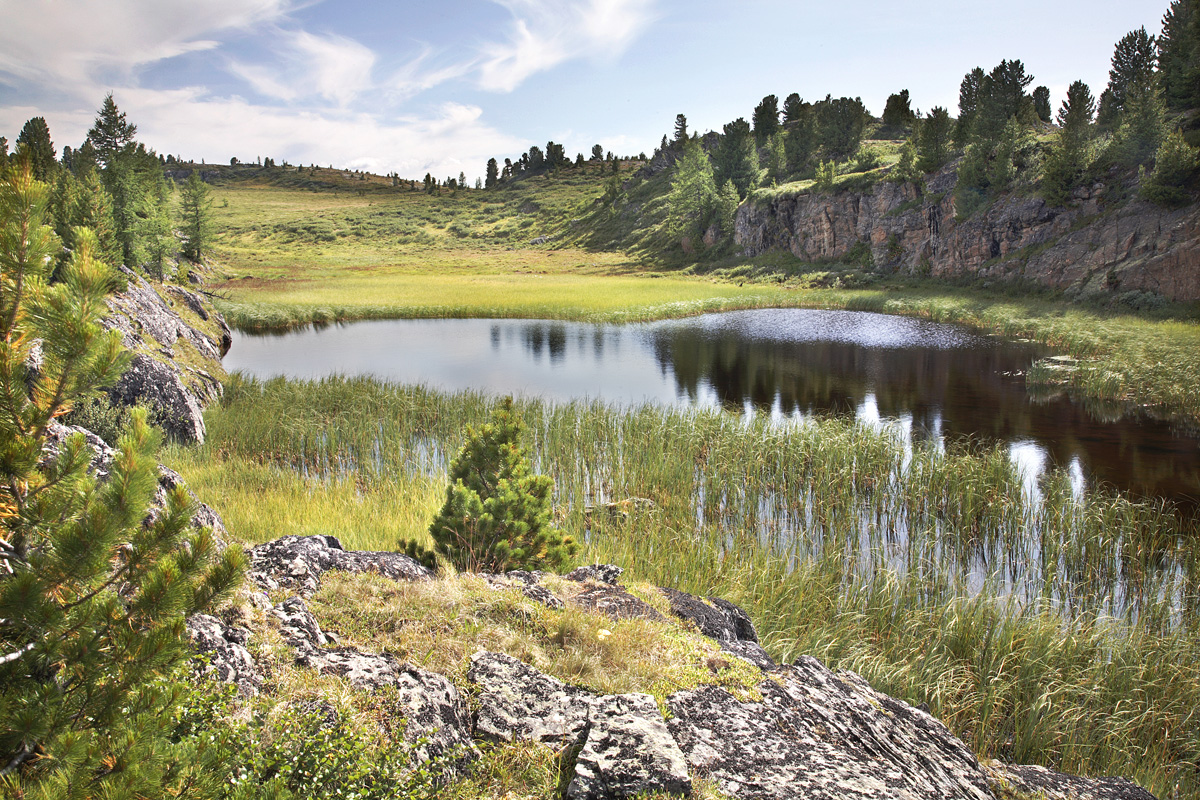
668,657 -> 994,800
248,534 -> 432,595
41,422 -> 228,544
568,693 -> 691,800
988,763 -> 1158,800
195,537 -> 1160,800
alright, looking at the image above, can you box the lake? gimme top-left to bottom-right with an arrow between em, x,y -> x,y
225,309 -> 1200,512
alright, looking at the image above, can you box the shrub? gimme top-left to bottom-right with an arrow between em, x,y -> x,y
1140,127 -> 1200,208
405,398 -> 577,573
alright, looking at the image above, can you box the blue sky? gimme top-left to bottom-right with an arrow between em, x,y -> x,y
0,0 -> 1172,182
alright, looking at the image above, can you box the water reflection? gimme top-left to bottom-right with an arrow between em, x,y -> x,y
225,310 -> 1200,513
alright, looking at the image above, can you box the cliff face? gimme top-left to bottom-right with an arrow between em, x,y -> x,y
735,166 -> 1200,304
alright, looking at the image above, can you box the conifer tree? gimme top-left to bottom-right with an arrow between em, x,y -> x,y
0,161 -> 244,797
16,118 -> 56,182
180,170 -> 213,261
714,118 -> 760,198
881,90 -> 916,131
1100,27 -> 1158,123
485,157 -> 499,189
1158,0 -> 1199,110
752,95 -> 780,145
667,140 -> 720,246
1032,86 -> 1052,122
1042,80 -> 1097,205
673,114 -> 689,145
1141,127 -> 1200,206
916,106 -> 953,172
87,93 -> 137,170
782,93 -> 807,124
956,67 -> 986,144
411,398 -> 576,573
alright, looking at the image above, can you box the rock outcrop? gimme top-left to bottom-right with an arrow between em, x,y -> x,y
735,165 -> 1200,304
196,537 -> 1160,800
247,534 -> 432,596
101,267 -> 230,443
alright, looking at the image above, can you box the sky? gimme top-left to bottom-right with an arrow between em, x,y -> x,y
0,0 -> 1174,182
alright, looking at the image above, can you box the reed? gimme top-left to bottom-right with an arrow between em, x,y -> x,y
165,376 -> 1200,796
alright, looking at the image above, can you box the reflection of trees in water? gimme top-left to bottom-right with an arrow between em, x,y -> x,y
519,323 -> 568,363
650,329 -> 1200,511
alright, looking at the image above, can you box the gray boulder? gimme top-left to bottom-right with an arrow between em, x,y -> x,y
567,693 -> 691,800
186,614 -> 261,696
108,353 -> 207,443
571,585 -> 666,622
566,564 -> 624,585
660,587 -> 774,669
988,763 -> 1158,800
248,534 -> 432,595
666,656 -> 996,800
469,651 -> 594,747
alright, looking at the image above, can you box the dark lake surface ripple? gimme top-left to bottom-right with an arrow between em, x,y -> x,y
226,309 -> 1200,515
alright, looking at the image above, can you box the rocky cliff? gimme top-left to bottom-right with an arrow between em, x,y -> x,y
100,267 -> 231,443
735,166 -> 1200,305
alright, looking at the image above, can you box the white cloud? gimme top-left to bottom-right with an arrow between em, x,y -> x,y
0,0 -> 295,92
387,45 -> 478,101
59,87 -> 523,179
229,30 -> 376,106
477,0 -> 657,92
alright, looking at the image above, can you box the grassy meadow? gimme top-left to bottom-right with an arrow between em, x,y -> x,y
169,161 -> 1200,797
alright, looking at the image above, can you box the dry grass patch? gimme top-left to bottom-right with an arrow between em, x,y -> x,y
307,571 -> 763,703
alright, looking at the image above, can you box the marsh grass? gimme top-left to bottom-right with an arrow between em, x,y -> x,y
164,376 -> 1200,796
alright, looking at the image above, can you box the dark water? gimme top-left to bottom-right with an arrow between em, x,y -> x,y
226,309 -> 1200,512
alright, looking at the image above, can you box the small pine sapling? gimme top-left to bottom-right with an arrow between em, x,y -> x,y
404,398 -> 577,573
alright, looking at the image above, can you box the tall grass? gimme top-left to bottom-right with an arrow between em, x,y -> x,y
166,375 -> 1200,797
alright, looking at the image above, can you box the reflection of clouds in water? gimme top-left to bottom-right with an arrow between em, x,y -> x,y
1068,457 -> 1087,500
665,309 -> 985,350
1009,440 -> 1047,505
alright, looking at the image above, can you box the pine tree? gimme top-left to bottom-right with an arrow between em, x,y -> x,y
956,67 -> 986,144
714,118 -> 760,198
16,117 -> 56,182
485,157 -> 499,189
782,93 -> 807,124
764,131 -> 787,185
87,93 -> 137,170
814,95 -> 869,161
752,95 -> 780,145
916,106 -> 953,173
411,398 -> 576,573
1032,86 -> 1052,122
1108,81 -> 1168,166
673,114 -> 689,145
1141,127 -> 1200,206
1158,0 -> 1199,110
0,161 -> 244,797
1042,80 -> 1096,205
881,90 -> 916,131
180,170 -> 213,261
1102,27 -> 1158,121
783,107 -> 816,176
667,140 -> 720,247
